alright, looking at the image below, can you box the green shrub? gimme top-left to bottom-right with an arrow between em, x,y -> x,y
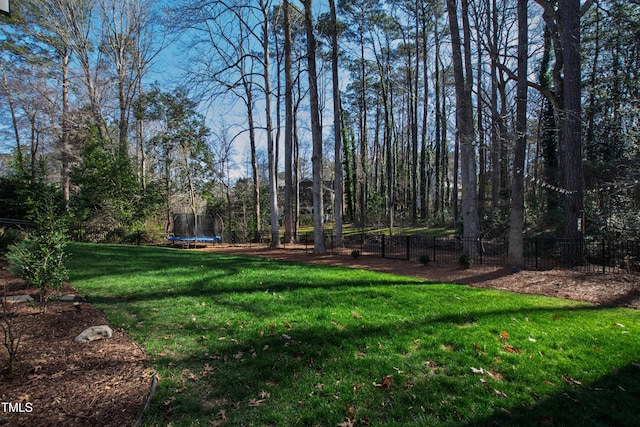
6,218 -> 68,314
419,254 -> 431,265
351,249 -> 361,259
458,253 -> 473,269
0,228 -> 26,255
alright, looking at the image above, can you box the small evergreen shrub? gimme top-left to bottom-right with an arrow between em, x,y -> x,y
459,253 -> 473,269
6,214 -> 68,314
351,249 -> 361,259
0,228 -> 26,255
419,254 -> 431,265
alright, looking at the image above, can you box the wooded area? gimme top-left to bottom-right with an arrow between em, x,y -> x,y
1,0 -> 639,264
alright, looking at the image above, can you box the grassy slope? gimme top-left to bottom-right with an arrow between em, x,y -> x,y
66,243 -> 640,426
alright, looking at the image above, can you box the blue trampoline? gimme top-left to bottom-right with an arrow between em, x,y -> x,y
168,213 -> 223,248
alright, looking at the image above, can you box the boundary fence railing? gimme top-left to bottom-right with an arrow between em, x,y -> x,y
220,230 -> 639,275
57,222 -> 640,275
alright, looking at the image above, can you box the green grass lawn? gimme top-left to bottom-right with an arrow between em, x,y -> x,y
66,243 -> 640,426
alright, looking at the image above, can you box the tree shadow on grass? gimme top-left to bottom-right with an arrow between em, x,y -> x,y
133,291 -> 639,425
142,309 -> 640,426
463,361 -> 640,427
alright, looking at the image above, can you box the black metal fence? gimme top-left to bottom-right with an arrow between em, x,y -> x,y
224,230 -> 640,275
57,222 -> 640,275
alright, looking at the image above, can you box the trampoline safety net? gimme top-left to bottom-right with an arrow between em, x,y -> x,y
169,213 -> 222,246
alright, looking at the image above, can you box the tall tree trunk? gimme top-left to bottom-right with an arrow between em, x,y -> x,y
419,1 -> 430,220
358,26 -> 368,226
447,0 -> 479,258
329,0 -> 343,247
434,16 -> 443,220
283,0 -> 294,244
508,0 -> 529,267
476,23 -> 487,219
260,0 -> 280,249
559,0 -> 584,263
244,79 -> 261,237
61,47 -> 71,210
303,0 -> 326,254
1,65 -> 25,176
539,26 -> 559,224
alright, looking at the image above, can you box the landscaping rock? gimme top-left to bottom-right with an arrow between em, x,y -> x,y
2,294 -> 34,303
75,325 -> 113,342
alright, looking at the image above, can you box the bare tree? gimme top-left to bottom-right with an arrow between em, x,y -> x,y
283,0 -> 295,244
303,0 -> 326,254
534,0 -> 593,263
508,0 -> 529,267
258,0 -> 281,248
18,0 -> 96,208
98,0 -> 164,159
329,0 -> 344,247
172,0 -> 264,235
446,0 -> 479,258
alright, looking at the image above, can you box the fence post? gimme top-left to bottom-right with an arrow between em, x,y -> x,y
535,238 -> 539,270
381,235 -> 386,258
406,235 -> 411,260
433,236 -> 437,262
602,238 -> 606,274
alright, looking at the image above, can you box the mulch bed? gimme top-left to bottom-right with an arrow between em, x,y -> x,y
0,261 -> 152,427
1,245 -> 638,426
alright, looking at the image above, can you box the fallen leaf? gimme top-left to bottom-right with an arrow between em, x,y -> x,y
353,312 -> 363,319
208,409 -> 226,427
373,375 -> 394,390
284,322 -> 292,329
500,331 -> 509,340
494,389 -> 508,399
611,322 -> 625,328
504,345 -> 523,354
248,398 -> 265,407
200,364 -> 216,376
17,394 -> 29,403
562,374 -> 582,386
345,402 -> 355,420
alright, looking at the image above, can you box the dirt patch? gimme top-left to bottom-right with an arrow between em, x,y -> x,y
202,244 -> 640,309
0,262 -> 152,427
